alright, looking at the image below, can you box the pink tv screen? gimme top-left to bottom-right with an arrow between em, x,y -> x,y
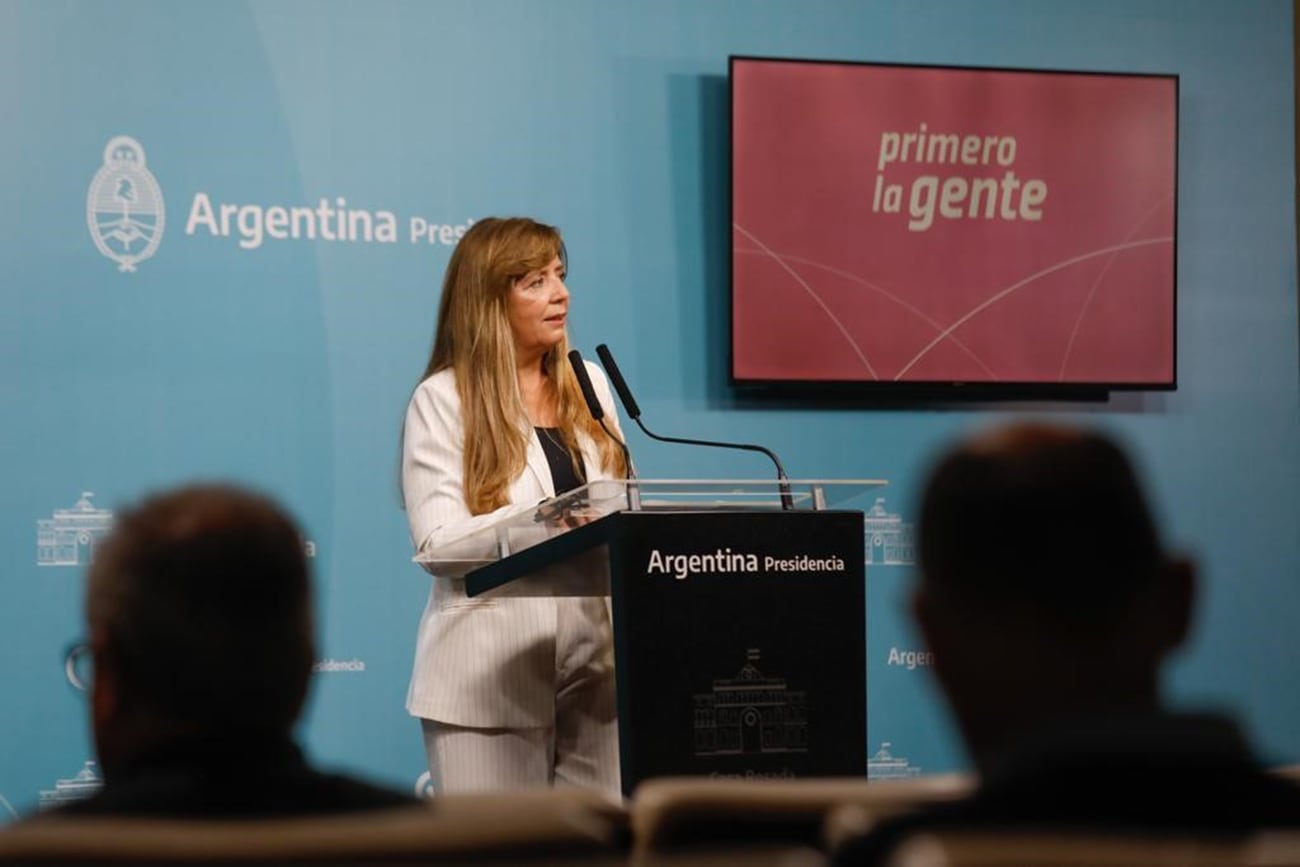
730,57 -> 1178,393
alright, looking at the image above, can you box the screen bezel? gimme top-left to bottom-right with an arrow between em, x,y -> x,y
728,55 -> 1180,399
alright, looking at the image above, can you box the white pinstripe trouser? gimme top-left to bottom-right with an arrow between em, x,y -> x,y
420,596 -> 621,798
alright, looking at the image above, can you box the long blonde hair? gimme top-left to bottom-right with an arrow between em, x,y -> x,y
420,217 -> 627,515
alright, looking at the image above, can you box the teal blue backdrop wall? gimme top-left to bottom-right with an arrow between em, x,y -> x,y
2,0 -> 1297,816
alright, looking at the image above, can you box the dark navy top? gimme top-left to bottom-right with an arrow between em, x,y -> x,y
535,427 -> 585,494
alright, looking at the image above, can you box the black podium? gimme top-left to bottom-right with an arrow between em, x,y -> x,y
422,479 -> 880,797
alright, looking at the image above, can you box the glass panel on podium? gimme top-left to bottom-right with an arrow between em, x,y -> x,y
414,479 -> 886,597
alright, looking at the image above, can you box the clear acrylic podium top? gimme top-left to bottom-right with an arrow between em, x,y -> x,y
415,478 -> 886,576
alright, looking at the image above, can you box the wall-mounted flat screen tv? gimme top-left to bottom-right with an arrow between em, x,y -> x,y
730,56 -> 1178,395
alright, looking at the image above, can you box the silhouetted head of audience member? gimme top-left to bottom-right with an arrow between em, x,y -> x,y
913,422 -> 1195,772
85,485 -> 315,778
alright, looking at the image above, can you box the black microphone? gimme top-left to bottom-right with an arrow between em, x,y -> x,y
568,349 -> 636,483
594,344 -> 794,510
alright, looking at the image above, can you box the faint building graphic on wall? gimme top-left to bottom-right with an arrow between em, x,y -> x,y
867,742 -> 922,779
38,761 -> 103,810
37,493 -> 114,567
0,792 -> 17,821
694,649 -> 808,756
863,498 -> 915,566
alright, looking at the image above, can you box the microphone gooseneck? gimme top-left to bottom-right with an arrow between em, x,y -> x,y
594,343 -> 793,509
594,344 -> 641,420
568,349 -> 605,421
568,349 -> 636,483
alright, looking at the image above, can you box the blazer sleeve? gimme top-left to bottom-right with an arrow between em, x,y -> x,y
401,374 -> 534,566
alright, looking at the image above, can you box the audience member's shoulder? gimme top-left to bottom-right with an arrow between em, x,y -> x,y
26,769 -> 416,822
1253,770 -> 1300,825
306,770 -> 421,814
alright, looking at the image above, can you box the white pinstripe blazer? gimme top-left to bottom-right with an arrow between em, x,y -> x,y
401,362 -> 624,727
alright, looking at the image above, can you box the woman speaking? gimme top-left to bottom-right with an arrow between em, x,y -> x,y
401,217 -> 628,795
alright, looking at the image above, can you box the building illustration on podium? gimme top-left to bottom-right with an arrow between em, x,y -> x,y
36,492 -> 114,567
693,649 -> 808,756
863,498 -> 915,566
867,741 -> 922,779
38,761 -> 103,810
